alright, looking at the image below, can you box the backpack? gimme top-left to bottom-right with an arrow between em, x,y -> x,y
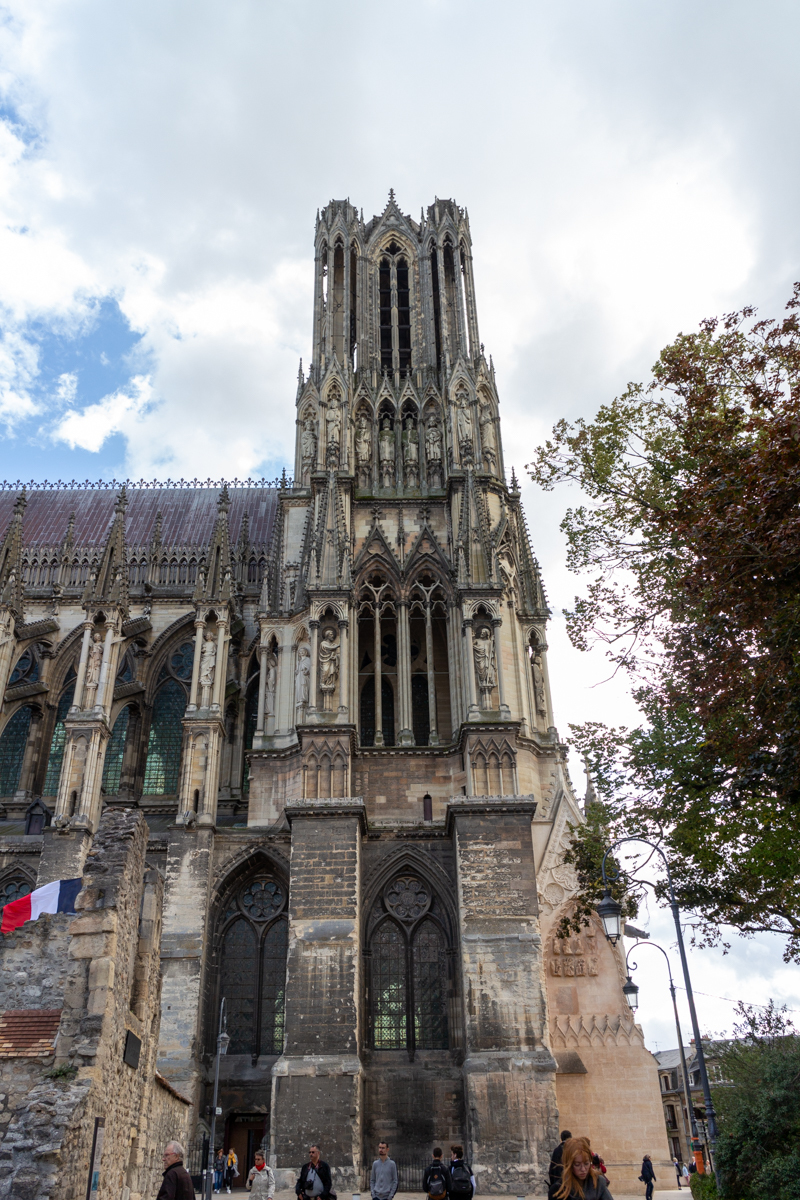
427,1164 -> 447,1198
450,1162 -> 472,1196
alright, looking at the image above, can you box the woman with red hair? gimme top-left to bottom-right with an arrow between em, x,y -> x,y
553,1138 -> 613,1200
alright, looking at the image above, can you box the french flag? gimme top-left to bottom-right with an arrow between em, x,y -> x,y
1,879 -> 82,934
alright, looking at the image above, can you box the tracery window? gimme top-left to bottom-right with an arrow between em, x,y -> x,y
43,681 -> 76,796
142,640 -> 194,795
0,707 -> 32,796
0,876 -> 33,916
218,875 -> 288,1058
379,242 -> 413,374
368,873 -> 450,1054
9,647 -> 40,687
102,706 -> 130,795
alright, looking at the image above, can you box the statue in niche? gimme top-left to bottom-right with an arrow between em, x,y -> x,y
295,645 -> 311,711
379,417 -> 395,488
301,416 -> 317,479
325,400 -> 341,466
264,647 -> 278,717
318,627 -> 340,711
84,631 -> 104,704
479,397 -> 497,473
402,417 -> 419,487
531,649 -> 547,717
473,626 -> 496,704
355,412 -> 372,487
199,630 -> 217,706
425,417 -> 443,487
456,392 -> 474,462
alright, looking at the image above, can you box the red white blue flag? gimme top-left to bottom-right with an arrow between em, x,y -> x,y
0,879 -> 82,934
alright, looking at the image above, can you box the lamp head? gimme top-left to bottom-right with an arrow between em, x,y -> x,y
597,888 -> 623,943
218,1029 -> 231,1056
622,974 -> 640,1011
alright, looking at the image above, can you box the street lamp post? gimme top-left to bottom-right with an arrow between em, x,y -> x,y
206,998 -> 231,1200
624,939 -> 699,1159
596,838 -> 719,1186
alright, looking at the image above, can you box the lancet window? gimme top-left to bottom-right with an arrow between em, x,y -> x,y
367,872 -> 451,1055
378,242 -> 413,375
102,706 -> 130,796
409,575 -> 451,745
0,707 -> 32,797
358,574 -> 397,747
43,676 -> 76,796
142,640 -> 193,795
216,872 -> 288,1059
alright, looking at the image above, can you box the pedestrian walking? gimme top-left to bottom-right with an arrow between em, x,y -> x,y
548,1131 -> 573,1199
370,1141 -> 398,1200
638,1155 -> 656,1200
673,1158 -> 682,1189
214,1150 -> 225,1194
247,1151 -> 275,1200
449,1145 -> 476,1200
296,1145 -> 333,1200
553,1137 -> 613,1200
157,1141 -> 194,1200
422,1148 -> 450,1199
224,1150 -> 239,1194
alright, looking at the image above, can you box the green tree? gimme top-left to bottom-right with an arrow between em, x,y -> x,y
713,1002 -> 800,1199
528,288 -> 800,959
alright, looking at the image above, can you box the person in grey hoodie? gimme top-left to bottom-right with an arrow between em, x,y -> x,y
370,1142 -> 398,1200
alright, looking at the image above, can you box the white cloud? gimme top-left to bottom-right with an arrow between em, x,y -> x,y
53,374 -> 152,453
54,371 -> 76,406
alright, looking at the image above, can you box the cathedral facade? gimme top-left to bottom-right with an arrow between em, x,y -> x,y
0,196 -> 672,1193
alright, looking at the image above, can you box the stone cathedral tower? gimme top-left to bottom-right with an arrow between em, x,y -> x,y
0,195 -> 672,1195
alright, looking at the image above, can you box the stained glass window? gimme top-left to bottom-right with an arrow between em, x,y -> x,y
9,649 -> 39,687
0,707 -> 32,796
143,679 -> 185,795
260,918 -> 288,1054
413,919 -> 448,1049
170,642 -> 195,680
0,876 -> 33,916
43,686 -> 75,796
102,706 -> 130,795
221,918 -> 258,1055
372,921 -> 407,1049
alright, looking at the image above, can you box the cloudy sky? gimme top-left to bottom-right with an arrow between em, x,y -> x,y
1,0 -> 799,1048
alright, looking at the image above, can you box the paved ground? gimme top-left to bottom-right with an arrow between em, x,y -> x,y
204,1189 -> 686,1200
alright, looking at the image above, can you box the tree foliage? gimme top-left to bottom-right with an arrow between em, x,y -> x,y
713,1002 -> 800,1199
528,288 -> 800,958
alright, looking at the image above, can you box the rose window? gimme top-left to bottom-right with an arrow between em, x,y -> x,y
384,875 -> 430,922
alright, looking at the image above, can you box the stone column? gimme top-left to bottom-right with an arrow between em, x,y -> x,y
272,799 -> 365,1188
373,605 -> 383,746
492,617 -> 511,720
447,797 -> 558,1193
96,623 -> 116,715
462,618 -> 480,720
337,618 -> 349,719
307,620 -> 320,720
446,602 -> 463,730
72,623 -> 92,712
187,617 -> 205,710
211,619 -> 227,710
396,600 -> 413,745
256,642 -> 269,737
425,601 -> 439,745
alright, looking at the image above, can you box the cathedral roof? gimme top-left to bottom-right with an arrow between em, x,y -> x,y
0,485 -> 280,548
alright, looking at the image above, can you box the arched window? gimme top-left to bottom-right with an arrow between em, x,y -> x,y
102,706 -> 130,795
368,873 -> 450,1054
8,647 -> 40,687
43,680 -> 76,796
218,875 -> 288,1058
142,679 -> 184,795
0,707 -> 32,796
379,242 -> 414,374
0,875 -> 33,918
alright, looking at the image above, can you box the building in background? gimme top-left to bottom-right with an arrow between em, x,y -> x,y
655,1044 -> 723,1168
0,195 -> 672,1194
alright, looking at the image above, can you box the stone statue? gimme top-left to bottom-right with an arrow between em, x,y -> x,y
402,417 -> 419,487
379,417 -> 395,488
318,627 -> 340,710
264,649 -> 278,717
532,651 -> 547,716
355,412 -> 372,487
456,392 -> 473,460
301,416 -> 317,478
325,401 -> 341,465
199,630 -> 216,705
425,418 -> 443,486
473,626 -> 496,704
295,645 -> 311,710
84,631 -> 104,702
479,398 -> 497,472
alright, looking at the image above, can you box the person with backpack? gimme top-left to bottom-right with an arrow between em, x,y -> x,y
449,1146 -> 475,1200
423,1148 -> 450,1200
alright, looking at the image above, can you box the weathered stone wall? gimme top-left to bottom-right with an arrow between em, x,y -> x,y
0,809 -> 190,1200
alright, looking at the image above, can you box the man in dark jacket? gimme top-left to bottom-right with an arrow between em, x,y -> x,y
548,1130 -> 572,1198
640,1154 -> 656,1200
157,1142 -> 194,1200
296,1145 -> 333,1200
422,1149 -> 450,1199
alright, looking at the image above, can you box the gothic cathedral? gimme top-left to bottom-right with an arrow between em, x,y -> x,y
0,196 -> 671,1193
